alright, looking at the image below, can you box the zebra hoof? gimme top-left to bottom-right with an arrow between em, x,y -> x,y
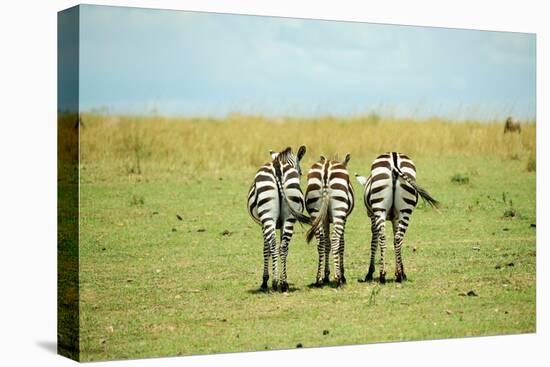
281,281 -> 289,292
260,282 -> 268,292
395,271 -> 407,283
341,275 -> 347,284
323,276 -> 330,285
272,282 -> 278,291
365,273 -> 373,282
379,273 -> 386,284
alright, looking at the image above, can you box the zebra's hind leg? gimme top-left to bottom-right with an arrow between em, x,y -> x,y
365,216 -> 378,282
279,218 -> 295,292
375,214 -> 388,284
331,217 -> 346,287
314,227 -> 325,286
393,216 -> 409,282
260,225 -> 273,291
261,220 -> 277,291
270,231 -> 278,291
338,221 -> 347,284
323,228 -> 331,284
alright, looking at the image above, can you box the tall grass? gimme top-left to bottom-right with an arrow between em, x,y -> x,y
79,113 -> 535,179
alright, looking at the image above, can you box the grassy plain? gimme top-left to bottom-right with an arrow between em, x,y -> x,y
74,114 -> 536,361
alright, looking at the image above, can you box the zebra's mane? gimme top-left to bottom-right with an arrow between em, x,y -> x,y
275,147 -> 293,165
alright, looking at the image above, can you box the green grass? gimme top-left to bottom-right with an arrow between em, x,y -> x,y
77,141 -> 536,361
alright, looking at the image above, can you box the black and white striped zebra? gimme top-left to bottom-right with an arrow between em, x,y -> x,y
355,152 -> 439,283
247,146 -> 310,292
305,154 -> 354,287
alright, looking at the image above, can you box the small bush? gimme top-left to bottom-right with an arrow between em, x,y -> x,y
451,173 -> 469,185
502,197 -> 520,219
503,207 -> 520,218
368,286 -> 381,306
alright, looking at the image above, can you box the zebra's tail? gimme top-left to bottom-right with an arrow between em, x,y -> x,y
306,187 -> 330,243
393,167 -> 440,209
274,175 -> 312,225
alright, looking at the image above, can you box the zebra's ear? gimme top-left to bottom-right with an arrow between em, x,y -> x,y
355,173 -> 367,186
269,149 -> 278,160
297,145 -> 306,160
320,155 -> 326,161
343,153 -> 351,167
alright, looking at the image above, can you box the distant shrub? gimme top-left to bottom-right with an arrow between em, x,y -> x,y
367,111 -> 381,124
130,195 -> 145,206
503,198 -> 520,219
526,156 -> 536,172
451,173 -> 469,185
468,168 -> 479,177
120,123 -> 152,175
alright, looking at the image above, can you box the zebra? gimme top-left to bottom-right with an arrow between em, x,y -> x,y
504,116 -> 521,133
355,152 -> 439,284
305,154 -> 354,287
247,146 -> 310,292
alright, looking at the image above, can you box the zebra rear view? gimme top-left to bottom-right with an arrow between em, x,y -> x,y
305,154 -> 354,287
247,146 -> 310,292
355,152 -> 439,284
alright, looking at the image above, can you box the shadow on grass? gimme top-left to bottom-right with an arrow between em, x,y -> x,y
306,281 -> 346,289
247,285 -> 300,294
357,277 -> 411,284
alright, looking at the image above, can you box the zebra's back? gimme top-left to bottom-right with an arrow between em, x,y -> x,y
247,161 -> 305,228
364,152 -> 418,220
305,159 -> 354,222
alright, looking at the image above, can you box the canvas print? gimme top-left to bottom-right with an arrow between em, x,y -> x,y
58,4 -> 536,362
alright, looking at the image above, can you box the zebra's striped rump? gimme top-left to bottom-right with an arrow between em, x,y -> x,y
305,154 -> 354,286
247,146 -> 309,292
356,152 -> 438,284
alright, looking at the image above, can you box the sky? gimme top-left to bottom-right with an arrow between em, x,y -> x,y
73,4 -> 536,121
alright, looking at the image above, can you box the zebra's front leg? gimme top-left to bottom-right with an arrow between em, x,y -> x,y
365,216 -> 378,282
331,219 -> 345,287
279,218 -> 295,292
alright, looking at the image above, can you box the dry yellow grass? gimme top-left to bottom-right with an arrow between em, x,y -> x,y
77,113 -> 535,180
